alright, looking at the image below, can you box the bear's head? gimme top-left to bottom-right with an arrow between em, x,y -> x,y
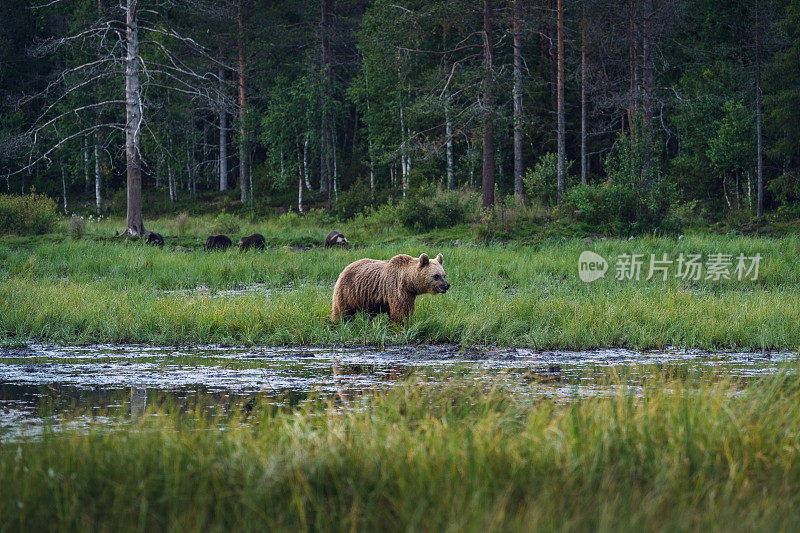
417,253 -> 450,294
336,235 -> 348,246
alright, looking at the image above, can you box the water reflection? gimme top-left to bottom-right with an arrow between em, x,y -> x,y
130,387 -> 147,416
0,343 -> 795,438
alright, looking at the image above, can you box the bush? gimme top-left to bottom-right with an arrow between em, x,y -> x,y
564,180 -> 680,235
768,170 -> 800,209
174,213 -> 189,235
209,212 -> 240,235
334,180 -> 373,220
522,153 -> 575,205
673,200 -> 708,229
67,215 -> 87,240
350,201 -> 402,235
395,186 -> 477,231
473,195 -> 551,242
0,193 -> 59,235
110,189 -> 127,215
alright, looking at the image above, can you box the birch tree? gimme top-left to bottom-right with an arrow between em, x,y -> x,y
10,0 -> 232,237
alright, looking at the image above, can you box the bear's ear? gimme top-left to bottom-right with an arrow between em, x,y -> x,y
436,253 -> 443,265
419,253 -> 429,267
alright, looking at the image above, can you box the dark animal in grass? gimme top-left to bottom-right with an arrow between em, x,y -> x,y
331,253 -> 449,325
146,232 -> 164,246
204,234 -> 232,251
325,230 -> 349,248
238,233 -> 266,250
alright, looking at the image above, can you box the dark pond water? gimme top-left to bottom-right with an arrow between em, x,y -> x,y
0,344 -> 796,438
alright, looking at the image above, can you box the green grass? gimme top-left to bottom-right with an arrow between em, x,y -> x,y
5,368 -> 800,531
1,215 -> 799,349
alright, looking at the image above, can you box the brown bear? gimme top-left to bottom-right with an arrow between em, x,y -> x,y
325,230 -> 349,248
331,253 -> 449,325
204,234 -> 232,251
238,233 -> 266,250
146,232 -> 164,246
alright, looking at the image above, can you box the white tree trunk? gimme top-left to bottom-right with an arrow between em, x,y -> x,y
84,135 -> 90,192
297,144 -> 304,213
167,142 -> 175,203
400,103 -> 408,197
219,68 -> 228,191
446,103 -> 454,190
94,133 -> 101,214
186,146 -> 194,197
61,167 -> 68,215
303,131 -> 313,190
332,127 -> 339,203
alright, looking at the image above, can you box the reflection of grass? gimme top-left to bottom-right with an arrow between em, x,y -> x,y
5,369 -> 800,530
1,221 -> 799,348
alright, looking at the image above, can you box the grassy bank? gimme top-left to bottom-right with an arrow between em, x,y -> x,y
1,216 -> 799,349
4,369 -> 800,531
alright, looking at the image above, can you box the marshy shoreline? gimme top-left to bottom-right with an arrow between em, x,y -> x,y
3,217 -> 800,530
2,216 -> 799,350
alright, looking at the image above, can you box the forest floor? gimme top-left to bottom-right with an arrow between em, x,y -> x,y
1,213 -> 798,349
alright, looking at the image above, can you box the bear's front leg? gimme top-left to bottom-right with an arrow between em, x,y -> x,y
388,298 -> 414,325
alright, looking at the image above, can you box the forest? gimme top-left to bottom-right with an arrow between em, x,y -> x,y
1,0 -> 798,236
5,3 -> 800,529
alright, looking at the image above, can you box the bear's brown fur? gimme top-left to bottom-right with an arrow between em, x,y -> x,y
146,232 -> 164,246
238,233 -> 265,250
325,230 -> 349,248
204,234 -> 232,251
331,253 -> 449,325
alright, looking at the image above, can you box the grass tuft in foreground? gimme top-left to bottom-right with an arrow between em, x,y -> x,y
4,368 -> 800,531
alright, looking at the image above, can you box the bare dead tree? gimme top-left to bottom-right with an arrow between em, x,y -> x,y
123,0 -> 144,236
8,0 -> 234,237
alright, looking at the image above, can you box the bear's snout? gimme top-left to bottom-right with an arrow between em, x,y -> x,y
438,282 -> 451,293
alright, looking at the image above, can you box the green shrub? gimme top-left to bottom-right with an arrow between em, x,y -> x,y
473,195 -> 551,242
768,170 -> 800,208
564,180 -> 680,235
334,179 -> 373,220
110,189 -> 127,215
673,200 -> 708,228
67,214 -> 87,240
174,212 -> 189,235
350,201 -> 402,234
0,193 -> 59,235
522,153 -> 575,205
396,186 -> 477,231
210,212 -> 240,235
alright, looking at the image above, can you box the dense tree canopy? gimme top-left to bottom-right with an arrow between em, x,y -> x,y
1,0 -> 797,228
